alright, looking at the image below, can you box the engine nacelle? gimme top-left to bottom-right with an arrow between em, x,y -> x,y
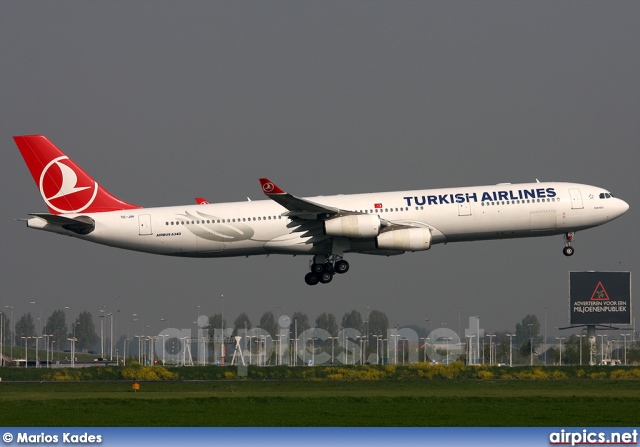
376,228 -> 432,251
323,214 -> 381,238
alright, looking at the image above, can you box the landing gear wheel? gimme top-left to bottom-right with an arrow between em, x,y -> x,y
335,260 -> 350,274
319,272 -> 333,284
305,272 -> 320,285
562,232 -> 575,257
311,263 -> 324,274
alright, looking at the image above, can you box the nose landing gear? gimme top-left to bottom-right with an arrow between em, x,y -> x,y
304,255 -> 350,285
563,232 -> 575,256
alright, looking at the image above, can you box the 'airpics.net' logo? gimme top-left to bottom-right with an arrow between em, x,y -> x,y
40,156 -> 99,213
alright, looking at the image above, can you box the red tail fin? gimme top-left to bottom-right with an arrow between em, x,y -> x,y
14,135 -> 141,214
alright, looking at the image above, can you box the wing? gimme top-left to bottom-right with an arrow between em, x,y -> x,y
259,178 -> 339,218
258,179 -> 430,254
258,178 -> 340,247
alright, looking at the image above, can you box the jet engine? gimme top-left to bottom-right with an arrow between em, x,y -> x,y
323,214 -> 381,238
376,227 -> 432,251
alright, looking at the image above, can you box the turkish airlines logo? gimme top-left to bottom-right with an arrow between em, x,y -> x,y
262,182 -> 275,193
39,156 -> 99,213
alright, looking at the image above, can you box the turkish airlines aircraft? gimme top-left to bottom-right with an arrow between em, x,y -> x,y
14,135 -> 629,285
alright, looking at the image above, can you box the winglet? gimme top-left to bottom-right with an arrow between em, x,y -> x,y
259,178 -> 286,195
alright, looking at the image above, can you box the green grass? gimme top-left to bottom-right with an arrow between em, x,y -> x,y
1,380 -> 639,426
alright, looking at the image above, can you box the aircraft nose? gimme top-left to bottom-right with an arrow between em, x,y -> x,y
617,198 -> 629,216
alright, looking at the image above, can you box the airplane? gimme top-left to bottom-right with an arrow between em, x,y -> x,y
14,135 -> 629,285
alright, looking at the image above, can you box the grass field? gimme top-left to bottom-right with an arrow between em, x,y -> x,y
1,380 -> 639,426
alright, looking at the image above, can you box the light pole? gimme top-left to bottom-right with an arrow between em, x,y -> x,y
149,336 -> 157,365
67,337 -> 77,367
195,305 -> 201,339
443,337 -> 450,364
400,338 -> 406,365
329,336 -> 337,365
220,294 -> 224,362
487,335 -> 495,366
0,311 -> 3,366
507,334 -> 515,367
294,317 -> 298,366
389,332 -> 400,365
466,335 -> 474,365
273,334 -> 280,366
578,334 -> 586,366
366,306 -> 370,362
555,337 -> 565,365
357,335 -> 366,365
30,301 -> 42,334
179,337 -> 186,366
289,335 -> 294,366
528,323 -> 534,366
43,334 -> 53,368
382,338 -> 387,365
473,316 -> 480,366
108,312 -> 114,361
22,337 -> 29,368
5,306 -> 14,359
134,335 -> 143,364
309,337 -> 317,366
543,307 -> 548,365
456,306 -> 462,341
597,334 -> 607,364
130,314 -> 139,350
34,336 -> 42,368
159,334 -> 168,366
99,309 -> 106,359
621,334 -> 630,365
374,335 -> 382,365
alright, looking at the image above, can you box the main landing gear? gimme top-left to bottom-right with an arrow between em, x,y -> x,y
563,232 -> 575,256
304,255 -> 350,285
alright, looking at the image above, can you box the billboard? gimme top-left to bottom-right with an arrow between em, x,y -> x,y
569,272 -> 631,325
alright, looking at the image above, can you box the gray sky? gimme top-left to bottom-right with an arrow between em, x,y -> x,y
1,1 -> 638,342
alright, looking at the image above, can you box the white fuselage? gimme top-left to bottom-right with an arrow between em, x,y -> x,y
27,181 -> 629,258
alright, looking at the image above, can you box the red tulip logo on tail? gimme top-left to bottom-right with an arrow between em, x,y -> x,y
40,156 -> 98,213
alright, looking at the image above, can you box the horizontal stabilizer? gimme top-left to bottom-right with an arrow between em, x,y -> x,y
29,213 -> 95,235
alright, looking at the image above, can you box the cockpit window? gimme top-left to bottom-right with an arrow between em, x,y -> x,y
599,192 -> 614,199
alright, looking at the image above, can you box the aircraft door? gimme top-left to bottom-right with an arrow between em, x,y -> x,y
457,202 -> 471,216
138,214 -> 152,235
568,188 -> 584,209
